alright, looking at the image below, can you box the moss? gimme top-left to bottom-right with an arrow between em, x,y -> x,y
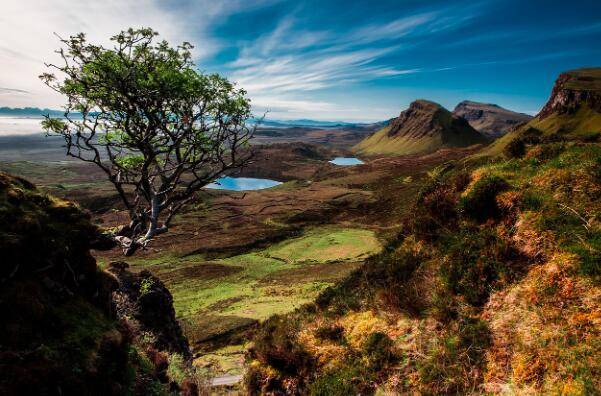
308,366 -> 365,396
440,227 -> 522,306
362,332 -> 396,372
459,174 -> 510,222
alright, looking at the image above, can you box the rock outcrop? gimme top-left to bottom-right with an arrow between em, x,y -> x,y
107,261 -> 191,358
0,172 -> 196,395
538,68 -> 601,119
453,100 -> 532,138
354,100 -> 489,156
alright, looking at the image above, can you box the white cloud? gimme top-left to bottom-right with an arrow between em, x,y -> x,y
0,0 -> 278,108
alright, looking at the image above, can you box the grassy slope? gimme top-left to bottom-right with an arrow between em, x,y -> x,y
354,126 -> 445,156
354,111 -> 487,157
481,106 -> 601,158
126,227 -> 382,375
246,137 -> 601,394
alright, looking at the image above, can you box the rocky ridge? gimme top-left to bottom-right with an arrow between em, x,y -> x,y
453,100 -> 532,138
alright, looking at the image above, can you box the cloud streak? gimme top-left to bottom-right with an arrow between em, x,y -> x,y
224,9 -> 473,118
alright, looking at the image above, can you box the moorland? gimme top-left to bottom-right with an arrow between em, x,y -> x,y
1,67 -> 600,395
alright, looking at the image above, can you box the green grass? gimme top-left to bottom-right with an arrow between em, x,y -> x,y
354,126 -> 444,156
128,227 -> 382,375
262,227 -> 380,264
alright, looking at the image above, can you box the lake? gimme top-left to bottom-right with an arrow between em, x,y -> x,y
205,176 -> 282,191
329,157 -> 364,166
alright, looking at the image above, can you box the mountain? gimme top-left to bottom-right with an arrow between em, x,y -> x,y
354,99 -> 489,156
452,100 -> 532,138
483,67 -> 601,156
0,106 -> 64,117
254,118 -> 386,129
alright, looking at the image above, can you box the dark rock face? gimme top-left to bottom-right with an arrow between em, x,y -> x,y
453,101 -> 532,138
0,172 -> 194,395
538,68 -> 601,119
107,262 -> 191,358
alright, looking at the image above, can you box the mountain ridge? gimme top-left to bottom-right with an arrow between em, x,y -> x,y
452,100 -> 532,138
354,99 -> 489,156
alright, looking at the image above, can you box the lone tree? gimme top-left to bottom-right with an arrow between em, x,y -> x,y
41,28 -> 255,255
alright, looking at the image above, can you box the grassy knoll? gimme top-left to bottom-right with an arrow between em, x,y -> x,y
126,227 -> 382,375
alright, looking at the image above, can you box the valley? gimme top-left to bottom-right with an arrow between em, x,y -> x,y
0,122 -> 482,383
2,67 -> 600,395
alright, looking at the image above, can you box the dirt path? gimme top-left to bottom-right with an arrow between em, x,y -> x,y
210,374 -> 243,386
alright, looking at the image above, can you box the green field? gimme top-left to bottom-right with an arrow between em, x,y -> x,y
127,226 -> 382,375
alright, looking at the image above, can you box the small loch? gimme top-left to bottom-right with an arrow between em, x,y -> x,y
329,157 -> 364,166
205,176 -> 282,191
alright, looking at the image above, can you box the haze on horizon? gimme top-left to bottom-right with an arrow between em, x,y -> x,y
1,0 -> 601,122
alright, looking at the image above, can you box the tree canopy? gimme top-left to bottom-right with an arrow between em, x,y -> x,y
41,28 -> 256,254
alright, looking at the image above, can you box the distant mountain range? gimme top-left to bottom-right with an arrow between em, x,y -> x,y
0,107 -> 383,129
0,107 -> 64,117
251,118 -> 385,129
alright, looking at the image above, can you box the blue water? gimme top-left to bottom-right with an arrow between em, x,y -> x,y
329,157 -> 364,166
205,176 -> 282,191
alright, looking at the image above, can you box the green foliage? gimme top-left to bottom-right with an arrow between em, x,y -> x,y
308,366 -> 363,396
39,28 -> 255,246
362,332 -> 396,371
139,277 -> 155,295
459,175 -> 509,222
166,353 -> 187,384
115,155 -> 144,170
440,228 -> 519,306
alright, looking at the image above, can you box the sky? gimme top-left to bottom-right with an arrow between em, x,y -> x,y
1,0 -> 601,122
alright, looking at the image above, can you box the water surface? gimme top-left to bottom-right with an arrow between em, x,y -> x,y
329,157 -> 364,166
205,176 -> 282,191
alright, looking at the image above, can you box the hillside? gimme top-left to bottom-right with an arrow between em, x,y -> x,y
354,100 -> 489,156
484,68 -> 601,157
245,71 -> 601,394
452,100 -> 532,138
0,172 -> 200,395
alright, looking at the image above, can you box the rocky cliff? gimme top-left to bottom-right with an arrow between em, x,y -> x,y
538,68 -> 601,119
453,100 -> 532,138
354,99 -> 489,156
0,172 -> 197,395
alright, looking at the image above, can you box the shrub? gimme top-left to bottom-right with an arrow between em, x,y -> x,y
314,325 -> 345,343
440,228 -> 519,306
308,366 -> 362,396
417,317 -> 490,394
504,137 -> 526,158
362,332 -> 396,371
250,315 -> 312,375
459,175 -> 510,222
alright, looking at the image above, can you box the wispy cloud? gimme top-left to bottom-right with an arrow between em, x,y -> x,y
0,87 -> 30,95
225,8 -> 474,118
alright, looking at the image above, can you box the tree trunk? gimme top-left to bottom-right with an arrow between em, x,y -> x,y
143,194 -> 161,241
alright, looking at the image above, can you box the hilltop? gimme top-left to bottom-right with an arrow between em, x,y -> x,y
354,100 -> 489,156
485,67 -> 601,157
245,70 -> 601,394
452,100 -> 532,138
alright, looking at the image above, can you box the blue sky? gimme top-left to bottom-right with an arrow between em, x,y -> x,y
2,0 -> 601,121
